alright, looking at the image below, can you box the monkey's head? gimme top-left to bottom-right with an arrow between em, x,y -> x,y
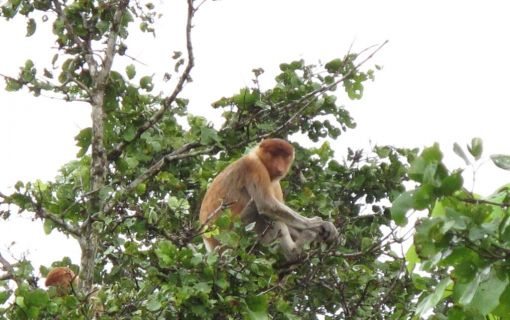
257,138 -> 294,180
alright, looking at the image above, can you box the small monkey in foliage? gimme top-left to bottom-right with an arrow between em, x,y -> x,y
199,138 -> 338,261
45,266 -> 78,296
45,266 -> 104,315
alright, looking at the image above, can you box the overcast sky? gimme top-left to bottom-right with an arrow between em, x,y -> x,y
1,0 -> 510,270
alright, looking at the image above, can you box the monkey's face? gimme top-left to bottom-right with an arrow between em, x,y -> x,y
266,154 -> 292,180
258,139 -> 295,180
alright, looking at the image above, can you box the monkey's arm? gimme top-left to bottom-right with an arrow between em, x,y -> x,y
244,180 -> 322,230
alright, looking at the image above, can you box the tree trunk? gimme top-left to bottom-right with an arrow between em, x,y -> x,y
81,90 -> 107,292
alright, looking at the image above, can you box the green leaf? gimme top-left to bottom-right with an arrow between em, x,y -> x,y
25,289 -> 49,307
146,296 -> 162,312
215,230 -> 240,248
63,295 -> 79,309
453,142 -> 471,165
124,157 -> 139,169
422,143 -> 443,163
194,282 -> 212,294
5,78 -> 22,91
245,295 -> 268,320
0,290 -> 11,305
135,183 -> 146,195
75,127 -> 92,157
391,191 -> 414,225
168,196 -> 190,213
155,240 -> 177,267
413,184 -> 434,210
466,268 -> 509,315
121,10 -> 134,26
493,285 -> 510,317
139,75 -> 153,91
122,125 -> 137,142
415,278 -> 452,316
325,58 -> 342,73
26,18 -> 36,37
459,268 -> 486,305
96,20 -> 109,34
414,218 -> 443,259
439,171 -> 463,195
15,296 -> 25,308
126,64 -> 136,80
43,219 -> 54,235
200,127 -> 220,145
491,154 -> 510,171
405,245 -> 420,272
468,137 -> 483,160
24,59 -> 34,70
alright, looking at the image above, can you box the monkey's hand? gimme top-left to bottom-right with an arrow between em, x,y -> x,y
315,221 -> 338,243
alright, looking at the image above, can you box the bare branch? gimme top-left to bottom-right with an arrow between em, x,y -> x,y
0,253 -> 14,273
36,207 -> 81,238
108,0 -> 197,161
0,252 -> 19,286
0,273 -> 13,281
96,0 -> 129,86
457,196 -> 510,209
0,189 -> 80,237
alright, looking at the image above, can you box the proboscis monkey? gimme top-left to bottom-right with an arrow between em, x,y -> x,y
199,138 -> 338,261
45,266 -> 78,296
45,266 -> 103,315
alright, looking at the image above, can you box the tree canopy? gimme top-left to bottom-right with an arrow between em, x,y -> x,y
1,1 -> 510,319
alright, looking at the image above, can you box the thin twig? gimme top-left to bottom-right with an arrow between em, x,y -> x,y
198,200 -> 237,233
457,196 -> 510,208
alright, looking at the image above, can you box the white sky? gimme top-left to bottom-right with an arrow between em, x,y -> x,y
1,0 -> 510,271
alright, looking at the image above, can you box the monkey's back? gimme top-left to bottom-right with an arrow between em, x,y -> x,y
198,154 -> 254,225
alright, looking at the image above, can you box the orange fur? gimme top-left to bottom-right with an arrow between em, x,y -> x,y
45,267 -> 78,296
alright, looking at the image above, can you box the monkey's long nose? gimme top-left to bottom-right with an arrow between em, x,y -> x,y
274,168 -> 284,177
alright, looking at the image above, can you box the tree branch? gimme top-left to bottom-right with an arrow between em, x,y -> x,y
457,196 -> 510,209
0,252 -> 19,286
51,0 -> 88,53
102,141 -> 214,214
96,0 -> 129,86
108,0 -> 197,162
34,206 -> 81,238
0,191 -> 7,203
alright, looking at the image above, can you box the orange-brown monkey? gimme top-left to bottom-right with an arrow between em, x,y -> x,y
45,266 -> 103,315
45,266 -> 78,296
199,138 -> 338,261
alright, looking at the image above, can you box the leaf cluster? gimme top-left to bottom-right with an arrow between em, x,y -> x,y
393,139 -> 510,319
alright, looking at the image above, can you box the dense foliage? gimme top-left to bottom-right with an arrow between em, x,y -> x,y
393,141 -> 510,319
1,1 -> 510,319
